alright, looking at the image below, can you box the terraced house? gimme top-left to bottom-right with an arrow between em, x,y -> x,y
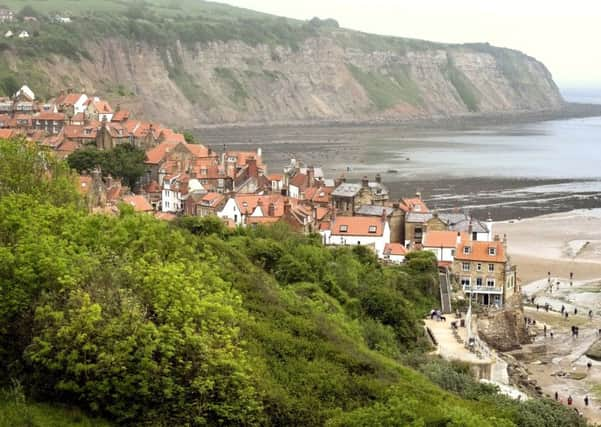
454,235 -> 517,307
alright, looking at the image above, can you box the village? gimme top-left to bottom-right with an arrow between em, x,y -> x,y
6,83 -> 601,420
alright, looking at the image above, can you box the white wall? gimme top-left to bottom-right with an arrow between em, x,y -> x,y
423,246 -> 455,262
74,95 -> 89,114
218,198 -> 242,226
321,222 -> 390,257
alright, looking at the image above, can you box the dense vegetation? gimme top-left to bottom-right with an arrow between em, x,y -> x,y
67,144 -> 147,189
0,137 -> 587,426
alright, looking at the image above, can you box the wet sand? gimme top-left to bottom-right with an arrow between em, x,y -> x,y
495,209 -> 601,284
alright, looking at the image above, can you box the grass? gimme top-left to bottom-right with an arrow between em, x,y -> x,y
442,56 -> 480,112
214,67 -> 249,107
347,63 -> 423,110
0,386 -> 110,427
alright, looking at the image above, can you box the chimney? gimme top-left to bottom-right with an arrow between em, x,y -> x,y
247,156 -> 258,179
268,202 -> 275,217
375,173 -> 382,184
284,198 -> 292,215
257,147 -> 262,158
362,176 -> 369,189
415,192 -> 422,200
381,208 -> 387,223
307,166 -> 314,188
433,210 -> 439,218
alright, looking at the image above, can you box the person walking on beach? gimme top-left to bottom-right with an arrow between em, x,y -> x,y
574,307 -> 578,315
589,310 -> 593,320
587,361 -> 592,370
561,305 -> 565,315
555,391 -> 559,401
568,395 -> 573,406
565,312 -> 569,320
537,303 -> 540,311
543,324 -> 547,337
585,396 -> 589,407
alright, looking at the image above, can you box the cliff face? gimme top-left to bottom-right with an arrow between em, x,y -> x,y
18,32 -> 563,128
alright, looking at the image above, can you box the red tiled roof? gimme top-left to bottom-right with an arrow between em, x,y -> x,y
0,129 -> 17,139
154,212 -> 176,221
315,206 -> 330,221
112,110 -> 130,122
145,180 -> 161,193
384,243 -> 407,256
36,112 -> 66,121
330,216 -> 385,237
93,100 -> 112,114
454,239 -> 507,263
401,197 -> 429,213
235,194 -> 296,217
423,231 -> 459,248
71,112 -> 86,122
145,141 -> 178,164
56,93 -> 84,106
160,128 -> 186,144
247,216 -> 281,225
122,195 -> 153,212
268,173 -> 283,181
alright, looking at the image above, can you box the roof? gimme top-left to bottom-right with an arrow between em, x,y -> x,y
454,239 -> 507,263
234,194 -> 295,217
112,110 -> 130,122
154,212 -> 176,221
268,173 -> 283,181
402,197 -> 429,213
406,212 -> 433,223
56,93 -> 84,106
35,112 -> 66,121
92,99 -> 112,114
303,186 -> 333,204
145,141 -> 211,165
314,206 -> 330,221
438,214 -> 489,233
200,192 -> 225,207
246,216 -> 281,225
160,129 -> 186,144
423,231 -> 459,248
122,195 -> 153,212
384,243 -> 407,256
0,129 -> 17,139
330,216 -> 385,237
355,205 -> 394,217
332,183 -> 362,198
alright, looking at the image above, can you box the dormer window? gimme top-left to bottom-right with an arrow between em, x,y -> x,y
368,225 -> 377,233
339,225 -> 348,232
463,246 -> 471,255
242,202 -> 248,207
488,247 -> 496,256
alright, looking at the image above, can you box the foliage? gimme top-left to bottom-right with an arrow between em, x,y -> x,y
0,140 -> 590,426
67,144 -> 146,189
442,57 -> 480,112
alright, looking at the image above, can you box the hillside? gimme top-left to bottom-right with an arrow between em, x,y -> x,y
0,0 -> 563,127
0,137 -> 589,426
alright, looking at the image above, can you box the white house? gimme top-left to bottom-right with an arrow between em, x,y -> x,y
321,215 -> 391,258
422,230 -> 460,264
18,31 -> 29,39
383,243 -> 407,264
4,30 -> 13,38
161,175 -> 203,213
15,85 -> 35,101
218,197 -> 243,226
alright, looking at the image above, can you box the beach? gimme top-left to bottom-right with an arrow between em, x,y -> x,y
495,209 -> 601,284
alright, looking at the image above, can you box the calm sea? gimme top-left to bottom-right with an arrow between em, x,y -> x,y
200,88 -> 601,220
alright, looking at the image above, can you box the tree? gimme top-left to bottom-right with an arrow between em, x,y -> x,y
0,76 -> 20,97
183,131 -> 196,144
103,144 -> 147,189
66,147 -> 105,174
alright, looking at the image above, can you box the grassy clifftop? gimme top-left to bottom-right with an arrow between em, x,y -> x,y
0,1 -> 563,125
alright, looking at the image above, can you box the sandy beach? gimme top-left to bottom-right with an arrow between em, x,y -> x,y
495,209 -> 601,284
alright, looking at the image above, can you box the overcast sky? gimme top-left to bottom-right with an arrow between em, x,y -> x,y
218,0 -> 600,88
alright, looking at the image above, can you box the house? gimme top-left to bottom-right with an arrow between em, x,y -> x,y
218,194 -> 307,229
355,204 -> 404,243
33,112 -> 66,135
186,192 -> 225,217
87,97 -> 113,122
55,93 -> 89,115
0,129 -> 18,139
320,212 -> 391,257
14,85 -> 35,102
383,243 -> 407,264
95,121 -> 129,150
0,8 -> 14,23
18,31 -> 29,39
4,30 -> 13,38
453,235 -> 517,307
331,176 -> 389,215
54,15 -> 72,24
111,109 -> 130,123
161,174 -> 204,214
422,230 -> 460,264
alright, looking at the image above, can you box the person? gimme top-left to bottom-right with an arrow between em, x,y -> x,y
561,305 -> 565,314
545,303 -> 549,312
568,395 -> 573,406
574,307 -> 578,315
544,324 -> 547,337
565,312 -> 569,319
430,309 -> 436,320
584,395 -> 589,407
555,391 -> 559,401
587,361 -> 592,370
589,310 -> 593,320
550,331 -> 554,339
537,303 -> 540,311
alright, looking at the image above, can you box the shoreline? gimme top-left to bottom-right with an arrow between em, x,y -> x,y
193,103 -> 601,131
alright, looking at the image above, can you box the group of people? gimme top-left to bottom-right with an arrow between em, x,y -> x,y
429,309 -> 446,322
555,391 -> 590,408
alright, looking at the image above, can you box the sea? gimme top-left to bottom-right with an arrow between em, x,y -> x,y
199,88 -> 601,221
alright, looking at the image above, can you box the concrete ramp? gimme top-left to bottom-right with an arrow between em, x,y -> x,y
439,272 -> 452,314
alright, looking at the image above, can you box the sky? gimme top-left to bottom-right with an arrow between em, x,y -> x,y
217,0 -> 601,89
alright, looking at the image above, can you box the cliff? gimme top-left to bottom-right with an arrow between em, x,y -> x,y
0,3 -> 563,127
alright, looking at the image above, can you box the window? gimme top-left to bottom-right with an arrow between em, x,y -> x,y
486,279 -> 495,287
368,225 -> 377,233
339,225 -> 348,232
488,247 -> 496,256
476,263 -> 482,271
476,277 -> 483,287
451,249 -> 456,257
462,262 -> 470,272
463,246 -> 471,255
472,232 -> 478,241
460,277 -> 471,288
488,264 -> 495,272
